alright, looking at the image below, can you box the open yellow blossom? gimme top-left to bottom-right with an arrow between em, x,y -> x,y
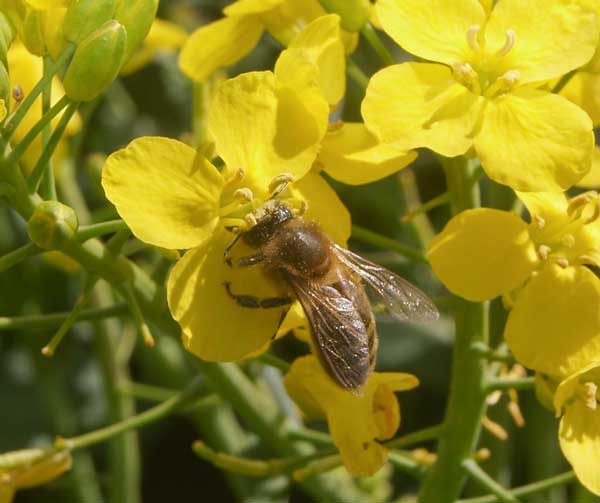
428,191 -> 600,375
363,0 -> 598,192
179,0 -> 358,83
102,68 -> 350,362
553,362 -> 600,495
8,41 -> 81,173
284,355 -> 419,476
121,18 -> 187,75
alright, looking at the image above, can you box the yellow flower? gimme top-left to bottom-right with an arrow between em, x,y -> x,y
0,448 -> 71,503
362,0 -> 598,192
120,18 -> 187,75
428,191 -> 600,375
553,362 -> 600,495
7,41 -> 82,173
273,15 -> 418,185
178,0 -> 358,83
284,355 -> 419,476
102,69 -> 350,362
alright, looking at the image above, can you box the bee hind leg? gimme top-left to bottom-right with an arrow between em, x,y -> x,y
223,282 -> 291,309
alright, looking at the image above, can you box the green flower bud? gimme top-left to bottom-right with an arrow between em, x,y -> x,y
63,0 -> 117,44
63,20 -> 127,102
114,0 -> 158,65
319,0 -> 371,32
22,8 -> 45,56
27,201 -> 79,250
0,11 -> 15,67
0,61 -> 9,105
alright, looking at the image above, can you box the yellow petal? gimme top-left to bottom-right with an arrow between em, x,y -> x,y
291,172 -> 351,246
559,401 -> 600,495
274,14 -> 345,106
484,0 -> 598,84
362,62 -> 483,157
283,355 -> 417,476
223,0 -> 283,16
376,0 -> 486,66
262,0 -> 326,46
474,88 -> 594,192
121,18 -> 187,75
561,72 -> 600,127
577,147 -> 600,188
179,15 -> 264,83
428,208 -> 538,301
317,123 -> 417,185
102,137 -> 223,250
505,264 -> 600,376
168,230 -> 286,361
554,362 -> 600,415
516,191 -> 568,221
208,71 -> 328,192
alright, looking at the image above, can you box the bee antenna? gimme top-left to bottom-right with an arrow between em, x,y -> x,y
223,233 -> 242,258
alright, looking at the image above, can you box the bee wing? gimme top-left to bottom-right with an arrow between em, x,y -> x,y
286,274 -> 370,391
333,244 -> 439,323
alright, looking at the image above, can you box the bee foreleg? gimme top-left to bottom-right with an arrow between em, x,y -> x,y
223,282 -> 291,309
231,252 -> 266,268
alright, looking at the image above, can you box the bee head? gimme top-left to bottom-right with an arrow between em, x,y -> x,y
241,200 -> 294,248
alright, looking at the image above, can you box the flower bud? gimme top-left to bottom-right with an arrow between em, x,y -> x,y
0,60 -> 9,104
62,0 -> 117,44
63,20 -> 127,101
21,8 -> 45,56
318,0 -> 371,32
114,0 -> 158,65
27,201 -> 79,250
0,11 -> 15,67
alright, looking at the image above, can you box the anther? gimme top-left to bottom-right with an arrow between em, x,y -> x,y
411,448 -> 437,466
533,215 -> 545,229
575,254 -> 600,266
467,25 -> 481,51
567,191 -> 598,216
555,257 -> 569,268
482,416 -> 508,440
452,62 -> 477,84
474,448 -> 491,461
583,198 -> 600,224
538,245 -> 551,260
498,70 -> 520,90
233,188 -> 253,202
560,233 -> 575,248
224,167 -> 246,188
269,173 -> 295,195
584,382 -> 598,410
496,29 -> 516,57
244,213 -> 258,228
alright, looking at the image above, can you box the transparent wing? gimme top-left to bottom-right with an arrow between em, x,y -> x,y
333,244 -> 439,323
286,274 -> 371,391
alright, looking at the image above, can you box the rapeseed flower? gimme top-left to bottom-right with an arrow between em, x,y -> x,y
179,0 -> 358,83
362,0 -> 598,192
284,355 -> 418,476
428,191 -> 600,376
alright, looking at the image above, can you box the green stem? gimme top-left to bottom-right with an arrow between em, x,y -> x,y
351,224 -> 428,263
0,303 -> 128,331
457,471 -> 575,503
0,241 -> 40,272
484,377 -> 535,392
347,58 -> 369,90
77,219 -> 130,241
40,56 -> 56,200
257,352 -> 291,372
462,459 -> 519,503
63,377 -> 205,451
385,424 -> 444,450
5,95 -> 70,167
28,101 -> 79,194
470,342 -> 515,364
2,44 -> 75,142
401,192 -> 451,223
418,156 -> 489,503
120,381 -> 179,403
360,23 -> 395,65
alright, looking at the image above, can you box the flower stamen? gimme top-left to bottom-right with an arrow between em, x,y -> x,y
583,381 -> 598,410
496,29 -> 516,57
467,25 -> 481,52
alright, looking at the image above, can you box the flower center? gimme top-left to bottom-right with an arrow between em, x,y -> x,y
530,191 -> 600,269
453,25 -> 520,98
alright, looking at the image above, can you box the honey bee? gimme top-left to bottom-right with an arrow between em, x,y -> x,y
224,192 -> 439,392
